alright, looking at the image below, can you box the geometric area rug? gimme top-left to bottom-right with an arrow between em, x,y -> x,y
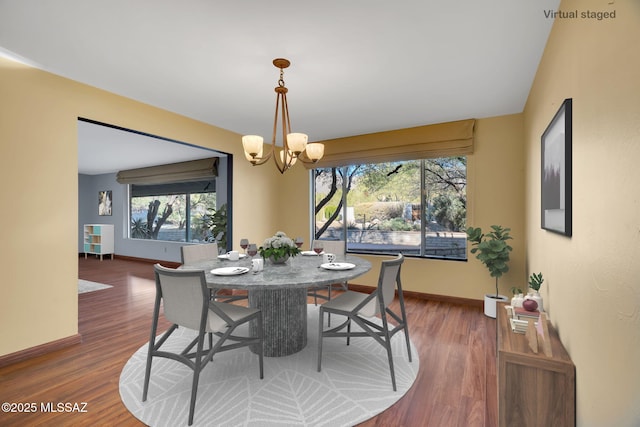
119,304 -> 419,426
78,279 -> 113,294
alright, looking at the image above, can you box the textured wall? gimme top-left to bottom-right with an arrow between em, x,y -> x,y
524,0 -> 640,425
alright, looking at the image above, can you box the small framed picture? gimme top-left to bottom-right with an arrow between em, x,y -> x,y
99,190 -> 112,216
541,98 -> 572,236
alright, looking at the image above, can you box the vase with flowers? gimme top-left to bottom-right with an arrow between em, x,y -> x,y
259,231 -> 301,264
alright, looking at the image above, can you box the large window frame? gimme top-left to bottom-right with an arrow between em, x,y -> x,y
312,156 -> 467,261
129,179 -> 220,244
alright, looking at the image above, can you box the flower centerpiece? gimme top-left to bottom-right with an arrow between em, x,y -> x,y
259,231 -> 301,264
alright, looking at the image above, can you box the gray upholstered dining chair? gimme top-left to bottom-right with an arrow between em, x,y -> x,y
143,264 -> 264,426
307,239 -> 349,306
317,254 -> 411,391
180,242 -> 219,264
180,243 -> 248,302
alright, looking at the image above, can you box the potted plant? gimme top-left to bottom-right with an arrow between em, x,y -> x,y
527,272 -> 544,312
259,231 -> 301,264
466,225 -> 513,318
204,203 -> 228,249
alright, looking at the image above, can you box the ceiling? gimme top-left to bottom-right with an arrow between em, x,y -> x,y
0,0 -> 560,174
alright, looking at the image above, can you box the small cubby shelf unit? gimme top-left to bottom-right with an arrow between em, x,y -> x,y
83,224 -> 114,261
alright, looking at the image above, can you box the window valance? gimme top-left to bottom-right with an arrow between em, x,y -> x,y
306,119 -> 475,169
116,157 -> 219,185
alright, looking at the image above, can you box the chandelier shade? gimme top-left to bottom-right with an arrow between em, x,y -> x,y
242,58 -> 324,174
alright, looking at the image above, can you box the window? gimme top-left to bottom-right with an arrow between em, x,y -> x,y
313,156 -> 467,260
130,180 -> 218,243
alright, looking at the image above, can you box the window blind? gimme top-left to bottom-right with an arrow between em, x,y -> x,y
306,119 -> 475,169
116,157 -> 219,185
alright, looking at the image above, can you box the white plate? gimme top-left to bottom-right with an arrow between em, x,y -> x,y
320,262 -> 355,271
211,267 -> 250,276
218,253 -> 248,260
301,251 -> 320,256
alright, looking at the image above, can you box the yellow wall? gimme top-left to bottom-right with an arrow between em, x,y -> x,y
524,0 -> 640,424
0,57 -> 280,356
280,114 -> 527,299
0,55 -> 529,358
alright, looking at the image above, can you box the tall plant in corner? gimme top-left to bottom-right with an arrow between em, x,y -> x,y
466,225 -> 513,298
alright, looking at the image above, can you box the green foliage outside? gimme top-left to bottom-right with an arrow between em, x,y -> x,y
314,157 -> 467,238
130,192 -> 217,242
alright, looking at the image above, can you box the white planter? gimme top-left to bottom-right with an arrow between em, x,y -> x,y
484,294 -> 509,318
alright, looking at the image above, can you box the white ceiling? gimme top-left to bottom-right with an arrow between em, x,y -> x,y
76,120 -> 224,175
0,0 -> 560,174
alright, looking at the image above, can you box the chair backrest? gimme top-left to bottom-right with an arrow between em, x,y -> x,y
154,264 -> 209,330
316,240 -> 345,257
360,254 -> 404,317
181,243 -> 218,265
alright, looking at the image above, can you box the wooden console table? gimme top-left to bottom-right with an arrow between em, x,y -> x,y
497,302 -> 575,426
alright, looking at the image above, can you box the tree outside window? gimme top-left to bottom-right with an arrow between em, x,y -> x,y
313,156 -> 467,260
129,180 -> 218,243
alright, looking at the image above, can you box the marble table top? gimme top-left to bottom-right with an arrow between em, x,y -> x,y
181,254 -> 371,290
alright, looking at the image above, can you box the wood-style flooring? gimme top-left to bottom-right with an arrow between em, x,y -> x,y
0,256 -> 497,426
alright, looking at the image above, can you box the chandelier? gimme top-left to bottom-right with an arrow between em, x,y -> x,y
242,58 -> 324,174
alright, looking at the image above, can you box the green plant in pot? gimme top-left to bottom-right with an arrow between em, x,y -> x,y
527,272 -> 545,311
528,272 -> 543,292
466,225 -> 513,317
204,203 -> 228,250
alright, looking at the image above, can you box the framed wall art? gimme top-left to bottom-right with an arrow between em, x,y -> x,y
98,190 -> 112,216
541,98 -> 572,236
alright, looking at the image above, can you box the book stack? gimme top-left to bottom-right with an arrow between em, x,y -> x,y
515,307 -> 540,321
509,318 -> 532,334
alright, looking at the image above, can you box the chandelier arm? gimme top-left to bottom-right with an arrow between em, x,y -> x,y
296,153 -> 319,164
247,148 -> 274,166
271,91 -> 287,173
281,92 -> 295,170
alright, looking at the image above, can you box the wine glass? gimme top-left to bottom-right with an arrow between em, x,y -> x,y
312,241 -> 324,255
240,238 -> 249,254
247,243 -> 258,258
295,237 -> 304,249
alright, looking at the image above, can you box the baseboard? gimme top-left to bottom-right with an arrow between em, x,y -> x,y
348,283 -> 483,308
0,334 -> 83,368
79,253 -> 181,269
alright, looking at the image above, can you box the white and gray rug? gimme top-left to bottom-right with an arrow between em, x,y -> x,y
78,279 -> 113,294
119,305 -> 419,427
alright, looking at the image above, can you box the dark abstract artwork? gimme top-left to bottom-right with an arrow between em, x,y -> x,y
541,98 -> 572,236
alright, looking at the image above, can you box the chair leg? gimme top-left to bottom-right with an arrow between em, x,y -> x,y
188,333 -> 206,426
142,292 -> 162,402
317,308 -> 325,372
403,324 -> 412,362
398,300 -> 412,363
142,341 -> 154,402
381,316 -> 397,391
327,286 -> 332,327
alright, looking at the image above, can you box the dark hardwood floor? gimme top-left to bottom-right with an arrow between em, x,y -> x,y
0,257 -> 497,426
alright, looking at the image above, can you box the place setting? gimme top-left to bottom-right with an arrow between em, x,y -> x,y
210,266 -> 250,276
320,262 -> 356,271
318,249 -> 355,271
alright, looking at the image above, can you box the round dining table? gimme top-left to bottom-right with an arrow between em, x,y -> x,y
181,254 -> 371,356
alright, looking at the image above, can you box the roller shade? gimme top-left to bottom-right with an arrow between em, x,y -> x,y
116,157 -> 219,185
307,119 -> 475,169
131,180 -> 216,197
